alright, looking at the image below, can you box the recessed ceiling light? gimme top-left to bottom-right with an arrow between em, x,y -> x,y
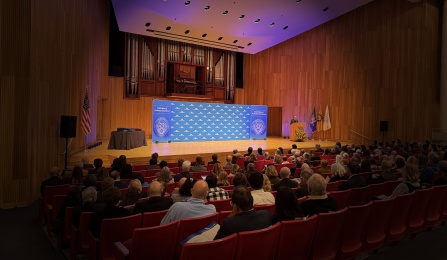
145,22 -> 151,27
296,0 -> 302,2
283,26 -> 288,30
204,5 -> 210,11
166,26 -> 171,30
185,1 -> 191,6
218,37 -> 223,40
233,40 -> 238,43
323,7 -> 329,11
247,42 -> 252,46
223,10 -> 229,15
202,34 -> 207,37
185,30 -> 190,34
239,15 -> 245,20
269,22 -> 275,27
255,19 -> 260,23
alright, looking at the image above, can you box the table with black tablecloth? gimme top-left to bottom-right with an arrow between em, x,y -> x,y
107,131 -> 147,150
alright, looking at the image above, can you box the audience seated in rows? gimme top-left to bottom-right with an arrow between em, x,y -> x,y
161,180 -> 216,225
133,181 -> 173,214
301,174 -> 337,216
71,186 -> 106,228
214,186 -> 271,240
174,160 -> 193,182
249,172 -> 275,206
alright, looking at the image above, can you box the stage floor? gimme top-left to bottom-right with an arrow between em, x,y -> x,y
70,137 -> 347,167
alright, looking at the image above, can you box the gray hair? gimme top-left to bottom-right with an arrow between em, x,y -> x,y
307,174 -> 327,196
279,167 -> 291,178
82,186 -> 97,203
182,160 -> 191,172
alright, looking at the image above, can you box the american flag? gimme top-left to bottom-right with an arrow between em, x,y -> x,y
81,90 -> 91,135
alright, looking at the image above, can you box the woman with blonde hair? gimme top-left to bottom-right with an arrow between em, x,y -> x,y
265,164 -> 281,185
212,162 -> 225,175
229,164 -> 239,177
217,172 -> 230,186
390,163 -> 421,197
128,179 -> 148,198
262,174 -> 272,192
156,166 -> 174,184
274,154 -> 282,165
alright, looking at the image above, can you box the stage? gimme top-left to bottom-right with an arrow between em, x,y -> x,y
69,137 -> 347,167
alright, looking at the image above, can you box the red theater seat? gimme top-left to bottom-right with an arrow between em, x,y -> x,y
234,222 -> 281,260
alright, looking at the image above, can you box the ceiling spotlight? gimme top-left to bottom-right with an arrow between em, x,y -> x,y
296,0 -> 302,2
233,40 -> 238,43
323,7 -> 329,11
166,26 -> 171,30
185,1 -> 191,6
218,37 -> 223,40
247,42 -> 252,46
283,26 -> 288,30
185,30 -> 190,34
223,10 -> 229,15
204,5 -> 210,11
202,34 -> 207,37
255,19 -> 260,23
239,15 -> 245,20
269,22 -> 275,27
145,22 -> 151,27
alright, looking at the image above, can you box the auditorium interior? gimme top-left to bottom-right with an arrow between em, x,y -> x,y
1,0 -> 447,259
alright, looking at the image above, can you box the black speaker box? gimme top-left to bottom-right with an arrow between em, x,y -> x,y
380,121 -> 388,132
60,116 -> 77,138
236,52 -> 244,88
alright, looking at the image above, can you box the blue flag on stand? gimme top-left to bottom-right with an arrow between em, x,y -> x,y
310,107 -> 317,132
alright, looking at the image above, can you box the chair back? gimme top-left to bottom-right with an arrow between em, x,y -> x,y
425,185 -> 447,228
192,171 -> 211,180
234,222 -> 281,260
294,168 -> 302,178
328,189 -> 351,210
369,182 -> 387,198
51,194 -> 67,222
326,181 -> 340,192
348,185 -> 371,206
337,202 -> 373,259
171,167 -> 180,174
43,184 -> 70,207
71,211 -> 93,258
253,204 -> 275,215
406,187 -> 433,236
362,197 -> 395,252
146,169 -> 160,177
383,180 -> 402,196
218,211 -> 232,225
62,207 -> 73,245
256,155 -> 265,161
275,215 -> 318,260
128,221 -> 179,260
254,160 -> 265,172
236,157 -> 246,168
98,214 -> 142,260
141,209 -> 169,227
310,208 -> 348,260
132,164 -> 148,171
144,176 -> 157,183
385,192 -> 415,243
220,185 -> 235,192
176,213 -> 219,259
180,233 -> 238,260
166,182 -> 176,194
274,164 -> 284,173
208,198 -> 232,212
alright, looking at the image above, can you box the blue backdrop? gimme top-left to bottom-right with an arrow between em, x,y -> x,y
152,100 -> 267,143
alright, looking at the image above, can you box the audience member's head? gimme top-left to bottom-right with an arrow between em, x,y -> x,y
159,160 -> 168,169
395,156 -> 406,169
321,160 -> 328,167
381,160 -> 393,172
262,174 -> 272,192
110,170 -> 120,180
300,169 -> 313,185
206,174 -> 218,188
232,173 -> 249,187
218,172 -> 230,186
307,174 -> 327,196
149,181 -> 164,197
83,174 -> 97,188
102,187 -> 121,206
93,158 -> 103,169
211,153 -> 218,162
81,157 -> 90,166
178,158 -> 185,167
248,172 -> 264,190
212,163 -> 224,175
247,147 -> 253,154
50,166 -> 60,177
403,164 -> 420,183
121,186 -> 140,206
149,158 -> 157,166
179,177 -> 196,197
72,166 -> 83,184
182,160 -> 191,172
279,167 -> 291,179
347,161 -> 361,175
195,156 -> 204,165
129,179 -> 143,193
111,158 -> 122,171
265,165 -> 278,177
331,163 -> 346,178
439,160 -> 447,175
231,186 -> 253,212
226,155 -> 232,163
231,164 -> 240,175
191,180 -> 209,200
96,167 -> 109,180
257,147 -> 263,155
82,186 -> 97,203
247,163 -> 255,172
151,152 -> 159,160
119,155 -> 127,167
158,166 -> 173,183
274,155 -> 282,164
101,177 -> 114,191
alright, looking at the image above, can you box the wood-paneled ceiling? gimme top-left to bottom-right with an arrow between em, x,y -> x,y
111,0 -> 374,54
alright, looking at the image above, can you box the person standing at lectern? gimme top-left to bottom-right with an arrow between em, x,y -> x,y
290,116 -> 298,125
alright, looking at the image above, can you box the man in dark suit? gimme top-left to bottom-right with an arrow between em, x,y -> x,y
273,167 -> 298,191
133,181 -> 173,214
338,161 -> 367,191
88,187 -> 131,238
243,147 -> 253,157
295,169 -> 312,198
174,160 -> 194,182
214,186 -> 271,240
110,170 -> 128,189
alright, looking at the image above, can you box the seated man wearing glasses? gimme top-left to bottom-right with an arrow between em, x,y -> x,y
214,186 -> 271,239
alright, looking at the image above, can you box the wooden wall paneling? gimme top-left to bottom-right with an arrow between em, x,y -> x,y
267,107 -> 282,137
242,0 -> 440,143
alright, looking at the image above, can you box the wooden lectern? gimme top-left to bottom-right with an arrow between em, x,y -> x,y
290,122 -> 307,141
